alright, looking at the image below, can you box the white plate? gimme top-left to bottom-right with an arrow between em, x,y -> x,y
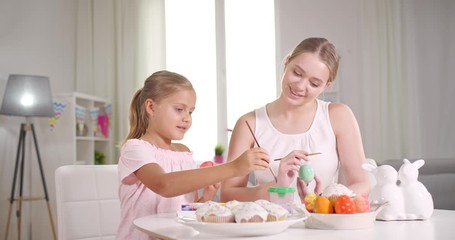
176,211 -> 306,237
304,202 -> 387,230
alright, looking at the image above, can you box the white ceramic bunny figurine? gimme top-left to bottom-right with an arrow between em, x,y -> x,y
398,159 -> 434,219
362,162 -> 405,220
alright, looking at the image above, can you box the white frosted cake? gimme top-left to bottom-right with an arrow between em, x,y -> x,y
321,183 -> 354,197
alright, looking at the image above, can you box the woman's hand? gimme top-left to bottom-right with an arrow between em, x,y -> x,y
297,174 -> 323,202
276,151 -> 310,187
198,183 -> 220,202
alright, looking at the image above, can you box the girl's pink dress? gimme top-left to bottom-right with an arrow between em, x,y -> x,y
116,139 -> 196,239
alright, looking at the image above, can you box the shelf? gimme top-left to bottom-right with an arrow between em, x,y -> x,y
53,92 -> 114,165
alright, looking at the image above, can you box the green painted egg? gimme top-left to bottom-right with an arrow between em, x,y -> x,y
299,164 -> 314,183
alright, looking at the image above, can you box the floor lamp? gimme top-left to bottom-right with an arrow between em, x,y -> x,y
1,74 -> 57,240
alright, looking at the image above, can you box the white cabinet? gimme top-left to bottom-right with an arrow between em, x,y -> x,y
52,92 -> 114,165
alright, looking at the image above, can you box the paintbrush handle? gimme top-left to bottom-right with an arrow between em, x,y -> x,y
245,120 -> 261,147
273,152 -> 322,161
245,120 -> 277,182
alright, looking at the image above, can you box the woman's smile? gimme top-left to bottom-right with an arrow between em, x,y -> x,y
289,85 -> 305,98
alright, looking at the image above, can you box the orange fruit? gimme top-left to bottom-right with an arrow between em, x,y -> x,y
315,196 -> 333,214
334,195 -> 357,214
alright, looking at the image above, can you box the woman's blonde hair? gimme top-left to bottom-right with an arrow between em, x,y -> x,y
287,37 -> 340,84
126,70 -> 194,141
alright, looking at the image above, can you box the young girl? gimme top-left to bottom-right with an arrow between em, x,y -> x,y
221,37 -> 370,203
116,70 -> 270,239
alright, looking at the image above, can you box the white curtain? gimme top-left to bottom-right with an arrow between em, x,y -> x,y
359,0 -> 455,161
358,0 -> 422,161
407,0 -> 455,158
75,0 -> 165,161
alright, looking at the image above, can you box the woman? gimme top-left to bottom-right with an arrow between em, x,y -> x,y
220,37 -> 370,203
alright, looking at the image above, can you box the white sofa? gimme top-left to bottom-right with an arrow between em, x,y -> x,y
379,158 -> 455,210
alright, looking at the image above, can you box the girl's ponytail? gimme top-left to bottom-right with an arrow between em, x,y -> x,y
126,88 -> 147,141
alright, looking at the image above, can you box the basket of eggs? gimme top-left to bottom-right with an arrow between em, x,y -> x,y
299,164 -> 386,230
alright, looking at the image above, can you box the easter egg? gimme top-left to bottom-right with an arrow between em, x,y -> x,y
200,161 -> 214,168
354,195 -> 371,213
304,193 -> 318,212
334,195 -> 357,214
299,164 -> 315,183
315,196 -> 334,214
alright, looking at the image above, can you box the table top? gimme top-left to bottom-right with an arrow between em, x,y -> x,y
134,209 -> 455,240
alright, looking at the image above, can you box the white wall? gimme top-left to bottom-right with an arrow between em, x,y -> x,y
0,0 -> 77,239
275,0 -> 364,114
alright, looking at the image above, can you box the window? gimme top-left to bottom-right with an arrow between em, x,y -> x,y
225,0 -> 276,133
165,0 -> 275,161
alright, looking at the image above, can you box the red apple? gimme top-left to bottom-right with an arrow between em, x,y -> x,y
199,161 -> 214,168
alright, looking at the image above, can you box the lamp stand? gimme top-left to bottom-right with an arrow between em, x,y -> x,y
3,122 -> 56,240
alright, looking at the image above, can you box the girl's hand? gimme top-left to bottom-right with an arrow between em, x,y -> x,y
297,174 -> 323,202
276,151 -> 310,187
232,147 -> 270,176
198,183 -> 220,202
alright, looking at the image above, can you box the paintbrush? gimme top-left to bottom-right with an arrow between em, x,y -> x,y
244,120 -> 278,183
273,152 -> 322,161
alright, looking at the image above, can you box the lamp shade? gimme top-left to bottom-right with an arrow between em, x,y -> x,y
0,74 -> 54,117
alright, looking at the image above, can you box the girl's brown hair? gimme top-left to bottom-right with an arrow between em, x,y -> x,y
126,70 -> 194,141
287,37 -> 340,84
